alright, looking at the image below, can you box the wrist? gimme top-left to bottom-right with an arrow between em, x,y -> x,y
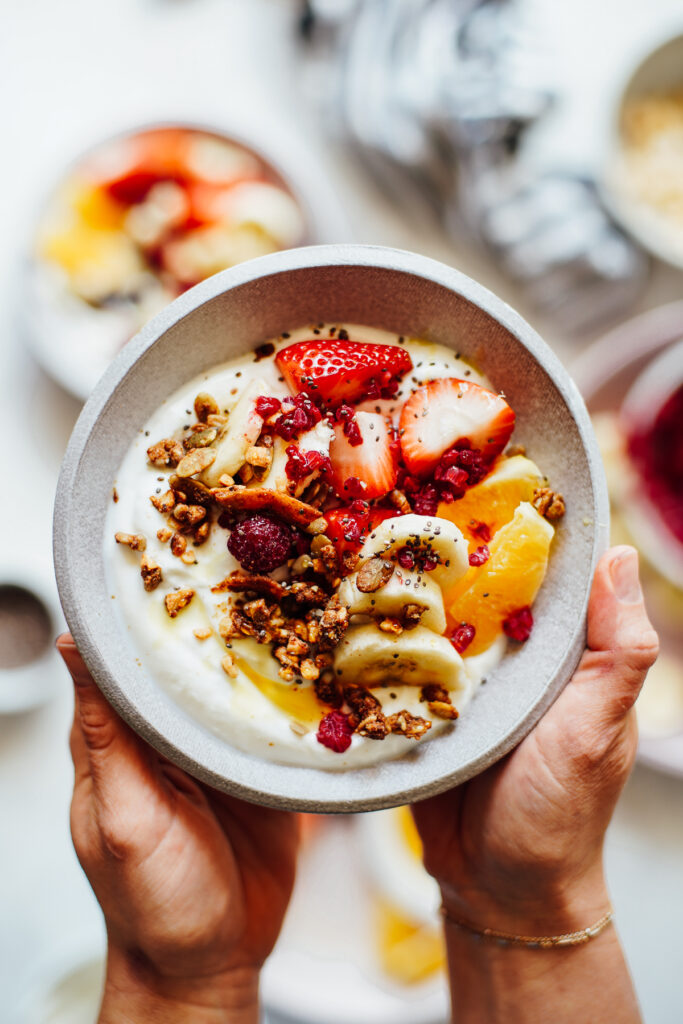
440,860 -> 610,938
99,945 -> 260,1024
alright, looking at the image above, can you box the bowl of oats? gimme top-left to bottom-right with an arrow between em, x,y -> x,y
53,244 -> 607,811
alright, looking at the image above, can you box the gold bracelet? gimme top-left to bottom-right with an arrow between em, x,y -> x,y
441,906 -> 614,948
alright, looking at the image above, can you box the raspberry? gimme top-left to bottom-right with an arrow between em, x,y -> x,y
316,711 -> 354,753
450,623 -> 475,654
255,395 -> 282,419
468,545 -> 490,567
397,547 -> 415,569
227,514 -> 293,573
503,606 -> 534,642
285,444 -> 331,482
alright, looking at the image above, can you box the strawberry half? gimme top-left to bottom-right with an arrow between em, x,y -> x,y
328,411 -> 398,500
399,378 -> 515,476
275,339 -> 412,407
324,507 -> 397,562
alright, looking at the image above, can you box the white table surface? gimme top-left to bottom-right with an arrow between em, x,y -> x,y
1,1 -> 683,1021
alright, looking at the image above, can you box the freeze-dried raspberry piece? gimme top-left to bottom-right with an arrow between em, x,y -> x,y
503,606 -> 534,643
450,623 -> 476,654
255,395 -> 282,419
316,711 -> 354,753
285,444 -> 331,482
468,545 -> 490,567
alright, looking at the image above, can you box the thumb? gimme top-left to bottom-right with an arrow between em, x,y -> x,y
572,546 -> 659,722
58,633 -> 159,801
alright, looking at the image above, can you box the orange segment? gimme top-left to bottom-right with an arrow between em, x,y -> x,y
437,454 -> 543,545
445,502 -> 554,656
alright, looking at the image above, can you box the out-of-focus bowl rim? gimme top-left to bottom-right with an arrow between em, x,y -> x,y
54,243 -> 608,812
599,31 -> 683,270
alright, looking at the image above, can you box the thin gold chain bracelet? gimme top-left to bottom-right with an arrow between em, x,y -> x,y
440,907 -> 614,948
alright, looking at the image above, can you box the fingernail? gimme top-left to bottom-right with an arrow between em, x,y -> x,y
610,549 -> 642,604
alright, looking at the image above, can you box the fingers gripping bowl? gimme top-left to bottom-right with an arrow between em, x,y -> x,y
54,245 -> 608,811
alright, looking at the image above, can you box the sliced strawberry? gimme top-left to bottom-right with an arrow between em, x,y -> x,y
399,378 -> 515,476
324,506 -> 397,561
328,411 -> 398,500
275,339 -> 412,407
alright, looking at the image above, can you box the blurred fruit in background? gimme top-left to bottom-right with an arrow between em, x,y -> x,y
575,304 -> 683,770
26,125 -> 310,400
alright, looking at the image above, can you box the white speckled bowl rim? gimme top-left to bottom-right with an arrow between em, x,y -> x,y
53,244 -> 609,812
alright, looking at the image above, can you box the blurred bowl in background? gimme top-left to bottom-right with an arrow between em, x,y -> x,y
573,301 -> 683,774
601,32 -> 683,269
54,244 -> 607,812
0,556 -> 64,714
23,122 -> 343,402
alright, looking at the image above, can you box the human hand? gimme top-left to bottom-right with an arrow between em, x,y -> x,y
59,634 -> 299,1024
412,545 -> 659,934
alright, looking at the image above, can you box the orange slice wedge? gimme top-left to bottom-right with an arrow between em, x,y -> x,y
444,502 -> 554,656
437,454 -> 543,545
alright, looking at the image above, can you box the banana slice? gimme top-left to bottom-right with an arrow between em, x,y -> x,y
334,624 -> 465,689
360,514 -> 469,588
202,378 -> 267,485
337,570 -> 446,633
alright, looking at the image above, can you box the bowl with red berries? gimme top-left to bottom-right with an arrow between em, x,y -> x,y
54,244 -> 608,811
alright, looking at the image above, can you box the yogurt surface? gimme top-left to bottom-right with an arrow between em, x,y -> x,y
107,324 -> 505,769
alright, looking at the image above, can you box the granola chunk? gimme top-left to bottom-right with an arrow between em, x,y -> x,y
150,490 -> 176,514
403,603 -> 425,629
164,588 -> 195,618
314,673 -> 342,707
115,532 -> 146,551
173,503 -> 207,527
147,438 -> 184,467
385,710 -> 431,740
193,520 -> 211,546
140,554 -> 162,592
318,595 -> 349,649
170,533 -> 187,557
420,683 -> 459,721
532,486 -> 565,520
221,652 -> 239,678
169,475 -> 214,506
245,446 -> 273,469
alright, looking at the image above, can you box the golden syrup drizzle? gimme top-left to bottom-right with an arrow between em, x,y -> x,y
236,658 -> 323,726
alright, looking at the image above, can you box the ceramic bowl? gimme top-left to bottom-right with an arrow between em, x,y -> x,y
53,244 -> 608,812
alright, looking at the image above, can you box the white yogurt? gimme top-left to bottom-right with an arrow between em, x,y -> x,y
106,324 -> 502,769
